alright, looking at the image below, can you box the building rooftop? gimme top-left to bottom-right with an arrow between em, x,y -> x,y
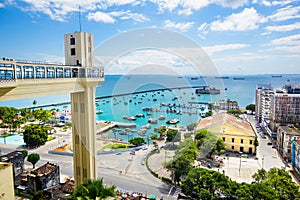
197,113 -> 255,137
0,151 -> 24,162
279,125 -> 300,135
0,162 -> 12,170
31,162 -> 58,177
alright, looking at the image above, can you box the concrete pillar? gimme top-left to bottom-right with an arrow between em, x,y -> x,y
71,84 -> 97,186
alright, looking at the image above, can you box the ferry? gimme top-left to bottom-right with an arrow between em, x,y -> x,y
195,86 -> 220,95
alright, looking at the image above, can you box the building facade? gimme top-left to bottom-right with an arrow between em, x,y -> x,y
218,99 -> 239,111
255,84 -> 274,123
291,139 -> 300,177
196,113 -> 257,154
0,162 -> 14,200
27,162 -> 60,194
277,125 -> 300,162
269,93 -> 300,131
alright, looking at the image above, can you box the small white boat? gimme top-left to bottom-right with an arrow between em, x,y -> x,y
158,115 -> 166,120
166,118 -> 179,124
96,110 -> 103,114
148,118 -> 158,124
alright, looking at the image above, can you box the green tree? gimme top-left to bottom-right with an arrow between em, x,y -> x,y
27,153 -> 40,168
33,109 -> 53,123
150,134 -> 158,141
181,168 -> 229,199
129,137 -> 145,146
205,111 -> 212,117
22,150 -> 28,158
187,123 -> 197,131
166,129 -> 180,142
227,109 -> 243,116
70,178 -> 116,200
252,168 -> 300,199
246,104 -> 255,114
165,138 -> 198,184
23,124 -> 49,148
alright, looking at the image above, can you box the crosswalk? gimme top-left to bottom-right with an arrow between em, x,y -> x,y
167,186 -> 181,199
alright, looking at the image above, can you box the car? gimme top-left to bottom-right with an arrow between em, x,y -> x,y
116,152 -> 122,155
267,142 -> 273,145
130,151 -> 135,155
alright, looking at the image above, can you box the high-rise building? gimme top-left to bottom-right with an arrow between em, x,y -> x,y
255,84 -> 274,124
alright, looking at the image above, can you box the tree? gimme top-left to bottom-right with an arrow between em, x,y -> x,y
165,138 -> 198,184
70,178 -> 116,200
205,111 -> 212,117
166,129 -> 180,142
22,150 -> 28,158
150,134 -> 158,141
246,104 -> 255,114
23,124 -> 49,148
227,109 -> 243,116
27,153 -> 40,168
33,109 -> 53,123
181,168 -> 229,199
252,168 -> 300,199
187,123 -> 197,131
129,137 -> 145,146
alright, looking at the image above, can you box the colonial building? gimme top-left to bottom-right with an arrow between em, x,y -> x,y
0,162 -> 14,199
277,125 -> 300,162
218,99 -> 239,111
27,162 -> 60,194
196,113 -> 257,154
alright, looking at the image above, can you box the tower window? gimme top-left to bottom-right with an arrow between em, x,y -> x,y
71,48 -> 76,56
70,37 -> 75,45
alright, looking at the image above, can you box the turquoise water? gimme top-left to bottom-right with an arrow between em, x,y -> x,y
0,134 -> 25,146
1,74 -> 300,144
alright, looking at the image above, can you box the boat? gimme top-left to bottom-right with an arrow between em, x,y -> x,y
272,75 -> 282,78
195,86 -> 220,95
215,76 -> 229,79
166,118 -> 179,124
148,118 -> 158,124
96,110 -> 103,114
191,77 -> 198,80
233,77 -> 245,80
123,116 -> 137,121
158,115 -> 166,120
142,124 -> 151,129
135,114 -> 145,118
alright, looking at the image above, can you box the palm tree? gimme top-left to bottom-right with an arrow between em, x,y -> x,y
70,178 -> 116,200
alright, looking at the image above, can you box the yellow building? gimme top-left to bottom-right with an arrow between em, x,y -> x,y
197,113 -> 257,154
0,162 -> 14,200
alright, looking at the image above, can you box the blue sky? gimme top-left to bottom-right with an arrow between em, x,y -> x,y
0,0 -> 300,75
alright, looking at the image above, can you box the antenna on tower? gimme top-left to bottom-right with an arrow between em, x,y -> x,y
78,5 -> 82,32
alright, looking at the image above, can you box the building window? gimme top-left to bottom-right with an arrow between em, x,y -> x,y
241,139 -> 244,144
70,37 -> 75,45
250,140 -> 253,145
240,147 -> 244,152
222,137 -> 225,141
71,48 -> 76,56
232,138 -> 235,143
231,146 -> 234,150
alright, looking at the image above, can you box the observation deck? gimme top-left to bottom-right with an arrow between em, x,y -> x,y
0,58 -> 104,101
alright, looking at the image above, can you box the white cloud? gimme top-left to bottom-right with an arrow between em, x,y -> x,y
212,0 -> 248,9
253,0 -> 298,6
182,0 -> 209,10
164,20 -> 194,32
204,43 -> 249,56
271,34 -> 300,46
87,11 -> 115,23
150,0 -> 181,12
269,34 -> 300,53
177,8 -> 192,16
265,22 -> 300,32
110,10 -> 149,22
268,5 -> 300,22
210,7 -> 267,31
0,3 -> 5,8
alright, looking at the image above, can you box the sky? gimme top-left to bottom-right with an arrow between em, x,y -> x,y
0,0 -> 300,75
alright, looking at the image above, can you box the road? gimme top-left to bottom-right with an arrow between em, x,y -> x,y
0,132 -> 177,199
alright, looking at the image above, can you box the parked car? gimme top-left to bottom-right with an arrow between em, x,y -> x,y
267,142 -> 273,145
